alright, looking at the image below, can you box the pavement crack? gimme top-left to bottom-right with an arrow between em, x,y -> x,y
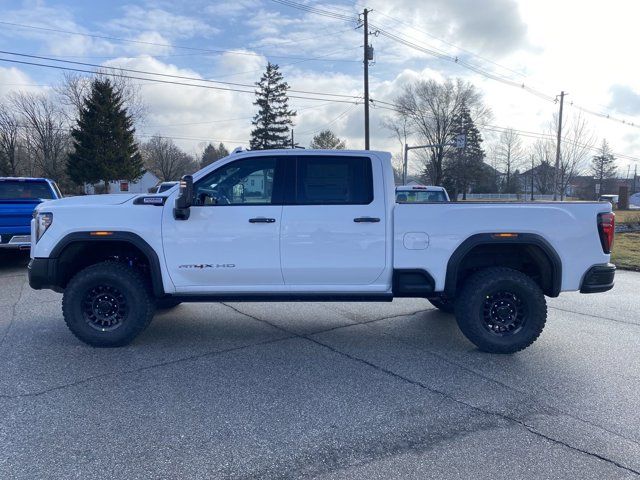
224,302 -> 640,477
305,335 -> 640,477
0,336 -> 294,400
0,279 -> 27,353
353,319 -> 640,449
550,306 -> 640,327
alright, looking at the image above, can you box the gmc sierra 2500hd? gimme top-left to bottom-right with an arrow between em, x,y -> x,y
28,149 -> 615,353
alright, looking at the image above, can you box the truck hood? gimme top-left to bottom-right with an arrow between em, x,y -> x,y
38,194 -> 137,210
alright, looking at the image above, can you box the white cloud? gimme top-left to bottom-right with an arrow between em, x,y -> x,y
0,67 -> 48,99
108,5 -> 219,40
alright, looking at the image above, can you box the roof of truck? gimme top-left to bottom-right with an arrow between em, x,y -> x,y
396,185 -> 447,191
0,177 -> 53,182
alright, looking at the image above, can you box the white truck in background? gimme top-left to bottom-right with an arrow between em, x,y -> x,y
28,149 -> 615,353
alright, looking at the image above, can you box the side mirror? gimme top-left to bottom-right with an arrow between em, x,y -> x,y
174,175 -> 193,220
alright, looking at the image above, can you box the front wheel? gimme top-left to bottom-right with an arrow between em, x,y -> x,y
62,261 -> 155,347
455,267 -> 547,354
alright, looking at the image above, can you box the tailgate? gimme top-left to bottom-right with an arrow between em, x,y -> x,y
0,200 -> 41,233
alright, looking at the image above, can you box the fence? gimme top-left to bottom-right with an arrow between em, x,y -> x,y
457,193 -> 562,201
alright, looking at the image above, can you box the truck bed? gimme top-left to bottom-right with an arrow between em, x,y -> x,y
393,201 -> 612,292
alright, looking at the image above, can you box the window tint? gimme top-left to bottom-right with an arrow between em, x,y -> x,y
295,156 -> 373,205
396,191 -> 447,203
194,157 -> 278,206
0,181 -> 54,200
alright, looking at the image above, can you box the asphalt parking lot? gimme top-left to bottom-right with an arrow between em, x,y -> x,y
1,251 -> 639,479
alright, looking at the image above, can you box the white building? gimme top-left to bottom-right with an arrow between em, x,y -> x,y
84,171 -> 160,195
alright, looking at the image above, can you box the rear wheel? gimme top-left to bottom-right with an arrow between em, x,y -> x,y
454,267 -> 547,354
62,261 -> 155,347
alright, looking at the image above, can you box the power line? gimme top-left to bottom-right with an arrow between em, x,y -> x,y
147,102 -> 338,128
372,10 -> 528,79
0,20 -> 359,63
0,56 -> 362,104
270,0 -> 357,22
0,50 -> 361,100
295,103 -> 361,135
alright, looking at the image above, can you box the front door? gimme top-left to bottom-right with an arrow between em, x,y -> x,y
280,155 -> 387,285
162,156 -> 284,290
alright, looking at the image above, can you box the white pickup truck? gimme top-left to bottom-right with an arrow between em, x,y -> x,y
28,149 -> 616,353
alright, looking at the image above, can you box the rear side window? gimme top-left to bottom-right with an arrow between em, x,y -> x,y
0,180 -> 55,200
295,156 -> 373,205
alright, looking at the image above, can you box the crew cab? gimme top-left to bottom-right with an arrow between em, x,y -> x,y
0,177 -> 62,251
27,149 -> 616,353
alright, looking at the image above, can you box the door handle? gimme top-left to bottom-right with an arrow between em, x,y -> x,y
249,217 -> 276,223
354,217 -> 380,223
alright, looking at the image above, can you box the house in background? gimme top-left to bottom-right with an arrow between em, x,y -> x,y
84,171 -> 160,194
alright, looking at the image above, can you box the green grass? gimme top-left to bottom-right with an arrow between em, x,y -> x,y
612,233 -> 640,271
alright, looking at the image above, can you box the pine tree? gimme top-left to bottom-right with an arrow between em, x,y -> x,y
310,130 -> 346,149
591,139 -> 617,198
67,78 -> 143,192
250,63 -> 296,150
442,103 -> 485,200
200,142 -> 229,168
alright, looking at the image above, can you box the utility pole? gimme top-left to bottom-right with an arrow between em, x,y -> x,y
363,8 -> 370,150
634,164 -> 638,194
291,129 -> 294,149
553,91 -> 566,200
530,154 -> 535,201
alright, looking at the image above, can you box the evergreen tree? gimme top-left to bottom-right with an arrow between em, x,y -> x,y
442,103 -> 485,200
67,78 -> 143,192
250,63 -> 296,149
200,142 -> 229,168
591,139 -> 617,198
310,129 -> 346,149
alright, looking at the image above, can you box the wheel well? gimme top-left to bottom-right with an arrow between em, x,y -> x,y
446,240 -> 560,298
54,240 -> 161,296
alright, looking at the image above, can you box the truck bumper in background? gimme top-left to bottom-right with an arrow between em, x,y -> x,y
0,234 -> 31,250
580,263 -> 616,293
28,257 -> 60,291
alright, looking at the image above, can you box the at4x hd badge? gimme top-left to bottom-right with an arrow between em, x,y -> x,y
178,264 -> 236,269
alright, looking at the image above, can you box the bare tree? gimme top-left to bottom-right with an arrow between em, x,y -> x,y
495,128 -> 524,193
553,113 -> 595,200
56,70 -> 146,125
382,115 -> 410,184
530,139 -> 555,195
0,102 -> 21,175
9,92 -> 69,182
143,135 -> 196,181
393,78 -> 490,185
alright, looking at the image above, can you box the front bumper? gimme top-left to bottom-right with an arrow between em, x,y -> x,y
0,234 -> 31,250
28,257 -> 60,291
580,263 -> 616,293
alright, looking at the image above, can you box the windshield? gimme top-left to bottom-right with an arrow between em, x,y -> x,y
0,180 -> 55,200
396,190 -> 447,203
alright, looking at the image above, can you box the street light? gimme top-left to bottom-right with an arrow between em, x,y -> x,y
402,134 -> 466,185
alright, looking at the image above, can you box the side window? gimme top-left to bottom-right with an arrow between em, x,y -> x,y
194,157 -> 278,206
295,156 -> 373,205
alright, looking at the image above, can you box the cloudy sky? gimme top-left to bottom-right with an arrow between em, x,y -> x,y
1,0 -> 639,173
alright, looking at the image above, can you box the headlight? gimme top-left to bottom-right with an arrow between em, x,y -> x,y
35,212 -> 53,243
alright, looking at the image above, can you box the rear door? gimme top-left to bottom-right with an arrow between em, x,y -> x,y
280,154 -> 387,285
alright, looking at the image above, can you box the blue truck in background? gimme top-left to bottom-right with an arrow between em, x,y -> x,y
0,177 -> 62,251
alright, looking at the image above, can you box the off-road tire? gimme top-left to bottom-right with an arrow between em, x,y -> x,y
428,297 -> 455,314
62,261 -> 155,347
455,267 -> 547,354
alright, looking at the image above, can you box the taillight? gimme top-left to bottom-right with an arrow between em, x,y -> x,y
597,212 -> 615,254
